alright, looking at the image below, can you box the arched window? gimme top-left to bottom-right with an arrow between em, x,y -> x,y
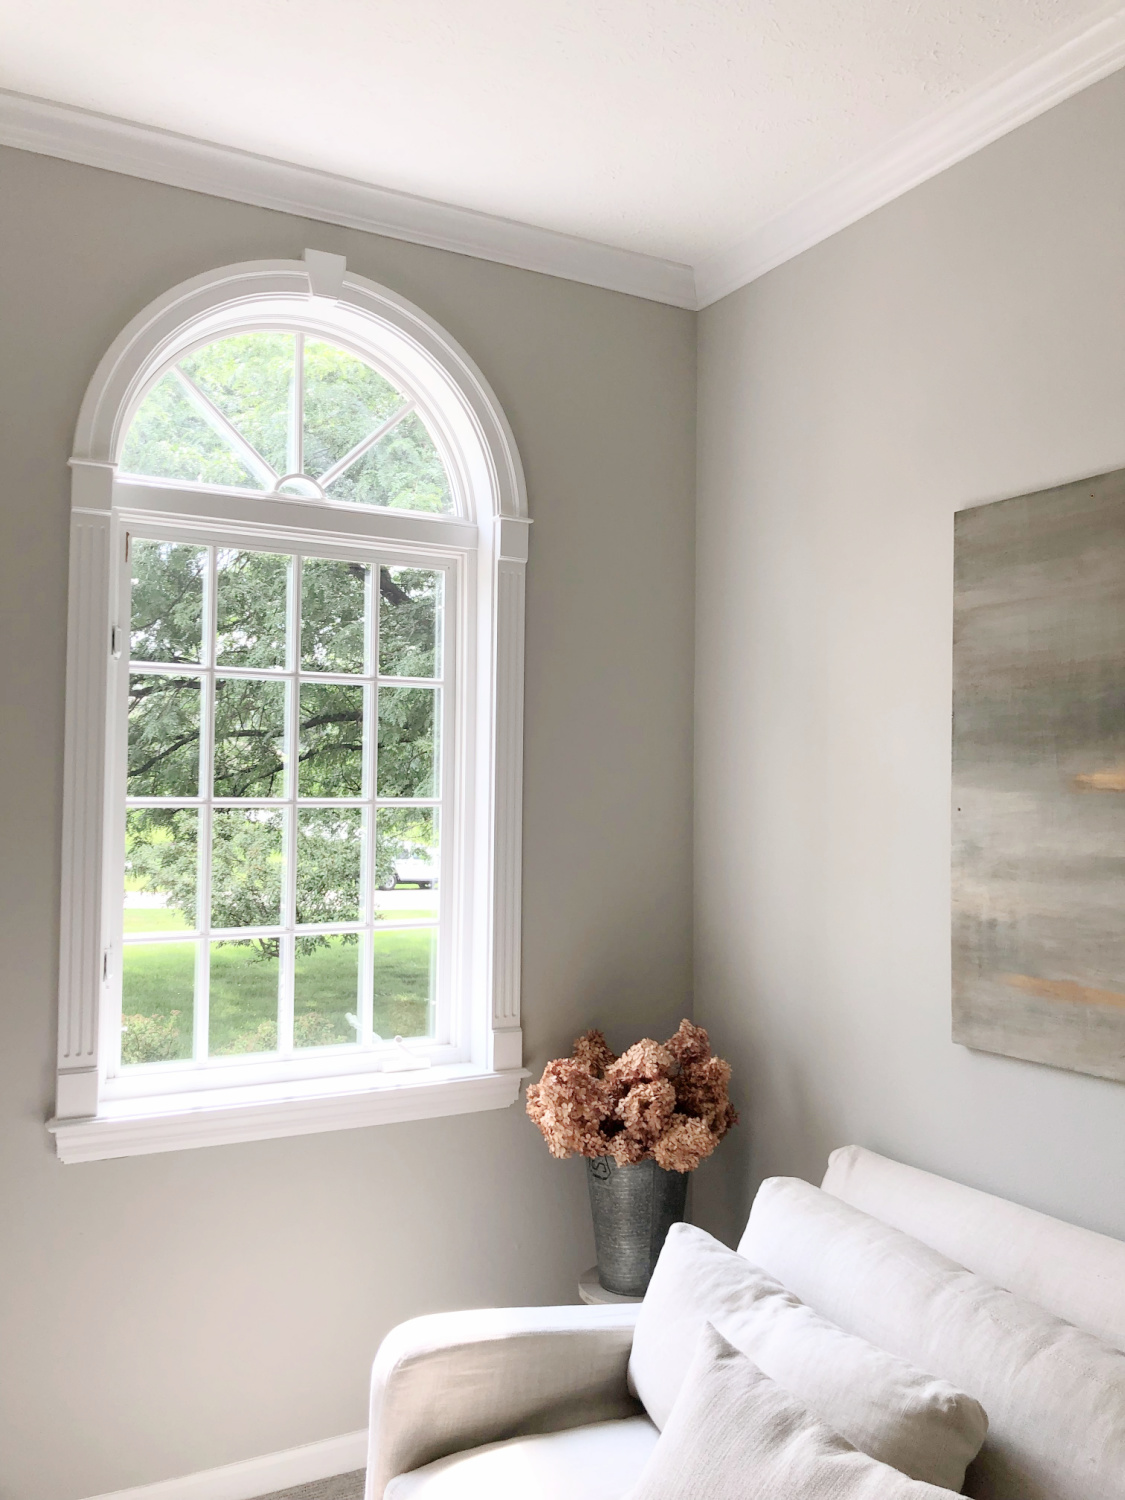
52,252 -> 528,1162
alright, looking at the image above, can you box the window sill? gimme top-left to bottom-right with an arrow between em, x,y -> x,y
47,1064 -> 528,1163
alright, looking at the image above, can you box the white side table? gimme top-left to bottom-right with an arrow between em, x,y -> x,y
578,1266 -> 643,1305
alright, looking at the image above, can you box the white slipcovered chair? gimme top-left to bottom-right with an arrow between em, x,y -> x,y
364,1147 -> 1125,1499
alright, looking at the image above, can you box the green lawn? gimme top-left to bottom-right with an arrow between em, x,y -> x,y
208,940 -> 282,1054
120,941 -> 195,1061
123,905 -> 190,934
120,929 -> 434,1063
372,927 -> 436,1040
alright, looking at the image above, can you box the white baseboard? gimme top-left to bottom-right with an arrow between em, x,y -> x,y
82,1430 -> 367,1500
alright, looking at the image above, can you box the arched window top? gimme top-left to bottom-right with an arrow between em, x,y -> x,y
72,249 -> 527,530
120,330 -> 454,513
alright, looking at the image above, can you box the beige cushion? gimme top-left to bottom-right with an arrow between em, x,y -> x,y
739,1175 -> 1125,1500
629,1223 -> 985,1491
629,1324 -> 961,1500
384,1415 -> 658,1500
822,1145 -> 1125,1352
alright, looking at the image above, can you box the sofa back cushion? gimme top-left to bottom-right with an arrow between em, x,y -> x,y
822,1146 -> 1125,1352
739,1176 -> 1125,1500
629,1223 -> 986,1491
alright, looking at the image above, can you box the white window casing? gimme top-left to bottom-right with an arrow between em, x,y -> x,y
50,251 -> 529,1162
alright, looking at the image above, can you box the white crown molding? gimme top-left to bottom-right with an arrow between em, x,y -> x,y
2,7 -> 1123,314
81,1428 -> 366,1500
696,3 -> 1125,308
0,89 -> 697,310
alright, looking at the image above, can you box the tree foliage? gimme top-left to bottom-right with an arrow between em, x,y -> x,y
126,541 -> 442,957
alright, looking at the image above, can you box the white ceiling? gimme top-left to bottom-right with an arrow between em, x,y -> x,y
0,0 -> 1117,267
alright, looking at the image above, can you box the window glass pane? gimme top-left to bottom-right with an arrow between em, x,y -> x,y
210,810 -> 283,929
372,928 -> 436,1040
178,333 -> 294,476
130,540 -> 207,664
301,557 -> 368,673
208,939 -> 280,1055
377,687 -> 438,797
303,340 -> 405,480
214,679 -> 287,797
296,809 -> 362,924
216,549 -> 290,667
327,411 -> 452,513
299,683 -> 365,796
128,673 -> 201,797
294,937 -> 360,1048
375,808 -> 438,923
125,809 -> 197,935
119,372 -> 262,489
379,567 -> 442,678
121,942 -> 195,1064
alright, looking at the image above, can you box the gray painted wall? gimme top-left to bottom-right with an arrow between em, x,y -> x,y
693,71 -> 1125,1249
0,147 -> 695,1500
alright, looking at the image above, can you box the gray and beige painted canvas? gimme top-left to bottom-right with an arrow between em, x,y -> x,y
952,468 -> 1125,1082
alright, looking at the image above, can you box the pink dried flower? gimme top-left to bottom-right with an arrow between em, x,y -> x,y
608,1132 -> 650,1167
619,1077 -> 677,1143
526,1019 -> 736,1171
607,1038 -> 674,1088
572,1029 -> 617,1078
653,1115 -> 719,1173
665,1018 -> 712,1067
525,1058 -> 612,1159
675,1055 -> 734,1130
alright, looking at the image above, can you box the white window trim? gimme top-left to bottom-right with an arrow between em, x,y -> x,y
50,250 -> 529,1163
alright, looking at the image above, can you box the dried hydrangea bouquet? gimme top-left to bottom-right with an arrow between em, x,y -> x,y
527,1020 -> 737,1295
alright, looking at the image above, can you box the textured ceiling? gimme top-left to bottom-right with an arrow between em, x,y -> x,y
0,0 -> 1113,263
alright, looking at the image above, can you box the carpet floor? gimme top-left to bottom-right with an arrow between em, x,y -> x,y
255,1471 -> 364,1500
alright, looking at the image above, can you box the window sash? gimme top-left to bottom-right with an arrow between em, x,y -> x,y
102,516 -> 469,1101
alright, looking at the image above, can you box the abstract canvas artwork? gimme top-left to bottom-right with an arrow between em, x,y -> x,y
952,467 -> 1125,1082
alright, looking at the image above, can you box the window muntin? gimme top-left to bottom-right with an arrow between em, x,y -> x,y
119,537 -> 449,1079
119,331 -> 454,513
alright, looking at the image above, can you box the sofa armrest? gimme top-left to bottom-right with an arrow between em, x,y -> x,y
365,1303 -> 643,1498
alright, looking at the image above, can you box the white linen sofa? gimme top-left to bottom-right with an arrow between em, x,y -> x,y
364,1147 -> 1125,1499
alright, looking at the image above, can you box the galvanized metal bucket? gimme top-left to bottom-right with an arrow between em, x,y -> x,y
586,1155 -> 689,1296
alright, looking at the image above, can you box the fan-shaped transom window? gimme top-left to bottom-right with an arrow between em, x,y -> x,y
120,331 -> 453,513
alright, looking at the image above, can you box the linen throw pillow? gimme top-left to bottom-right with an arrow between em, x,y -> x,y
629,1223 -> 986,1492
628,1323 -> 963,1500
